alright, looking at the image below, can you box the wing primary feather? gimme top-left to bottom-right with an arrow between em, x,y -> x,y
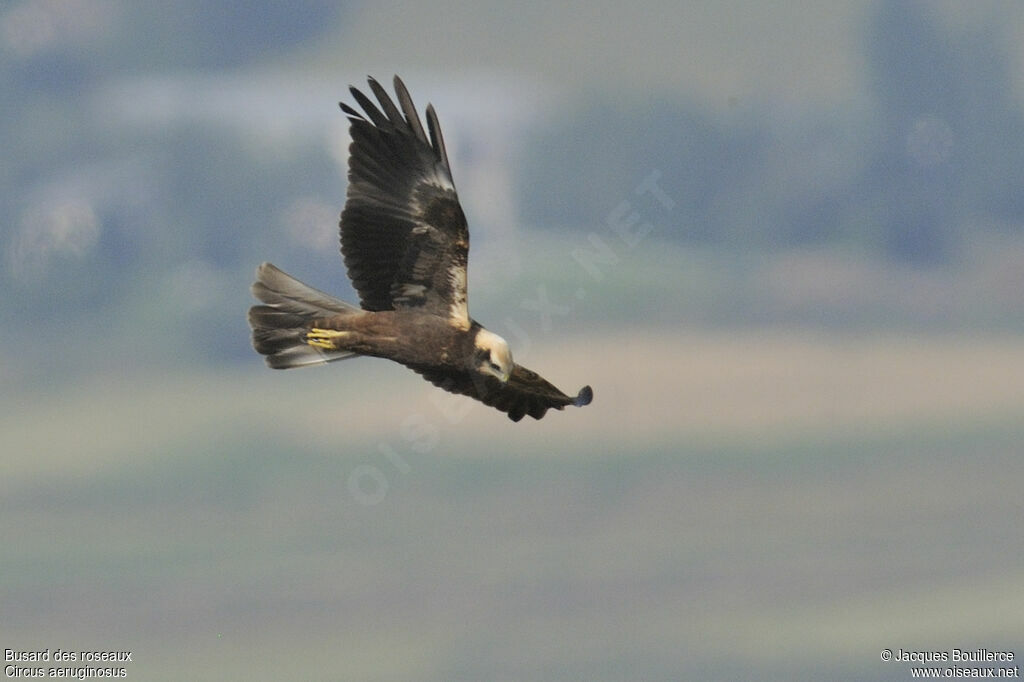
367,77 -> 405,125
349,86 -> 390,128
393,75 -> 429,145
425,104 -> 450,171
339,101 -> 364,119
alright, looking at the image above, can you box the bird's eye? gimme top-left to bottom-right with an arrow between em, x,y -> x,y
489,360 -> 502,372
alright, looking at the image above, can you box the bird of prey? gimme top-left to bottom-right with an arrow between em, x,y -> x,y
248,76 -> 592,421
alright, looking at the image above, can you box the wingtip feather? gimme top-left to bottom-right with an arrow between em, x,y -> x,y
392,75 -> 428,144
425,103 -> 451,170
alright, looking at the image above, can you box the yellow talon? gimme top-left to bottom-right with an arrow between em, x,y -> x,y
306,328 -> 349,350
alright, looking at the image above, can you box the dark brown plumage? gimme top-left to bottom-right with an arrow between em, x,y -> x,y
247,76 -> 592,421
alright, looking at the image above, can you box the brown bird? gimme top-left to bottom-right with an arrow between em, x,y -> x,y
248,76 -> 592,421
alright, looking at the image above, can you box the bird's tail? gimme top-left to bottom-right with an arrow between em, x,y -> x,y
248,262 -> 359,369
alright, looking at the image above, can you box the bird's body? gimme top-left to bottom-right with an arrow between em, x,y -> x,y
304,306 -> 484,371
248,76 -> 592,421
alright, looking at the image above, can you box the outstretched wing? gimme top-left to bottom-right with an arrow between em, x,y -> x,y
413,363 -> 594,422
339,75 -> 470,328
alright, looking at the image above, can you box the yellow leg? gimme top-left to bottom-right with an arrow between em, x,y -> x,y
306,328 -> 351,350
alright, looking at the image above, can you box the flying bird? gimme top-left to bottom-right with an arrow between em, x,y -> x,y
248,76 -> 592,421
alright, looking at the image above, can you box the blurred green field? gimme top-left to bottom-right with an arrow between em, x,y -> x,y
3,329 -> 1022,680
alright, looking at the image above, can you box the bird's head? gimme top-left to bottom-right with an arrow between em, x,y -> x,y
474,329 -> 513,383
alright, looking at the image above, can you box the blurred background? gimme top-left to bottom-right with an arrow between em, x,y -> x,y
3,1 -> 1023,679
